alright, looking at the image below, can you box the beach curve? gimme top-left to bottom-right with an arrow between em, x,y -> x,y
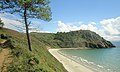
48,49 -> 94,72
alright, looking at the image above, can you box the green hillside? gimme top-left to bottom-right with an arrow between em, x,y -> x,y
0,28 -> 115,72
31,30 -> 115,48
0,28 -> 67,72
31,33 -> 59,48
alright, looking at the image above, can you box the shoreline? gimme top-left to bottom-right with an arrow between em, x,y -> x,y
48,49 -> 94,72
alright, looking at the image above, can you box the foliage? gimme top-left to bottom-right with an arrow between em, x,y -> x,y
0,0 -> 52,51
0,28 -> 115,71
31,30 -> 115,48
0,28 -> 67,72
0,0 -> 52,21
54,30 -> 115,48
31,33 -> 60,48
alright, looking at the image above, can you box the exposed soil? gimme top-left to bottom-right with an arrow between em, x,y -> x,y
0,48 -> 12,72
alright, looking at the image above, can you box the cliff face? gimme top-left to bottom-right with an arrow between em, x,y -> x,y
54,30 -> 115,48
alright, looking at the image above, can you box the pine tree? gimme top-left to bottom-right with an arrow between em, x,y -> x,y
0,0 -> 52,51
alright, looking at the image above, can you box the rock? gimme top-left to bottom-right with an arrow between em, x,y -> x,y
0,34 -> 8,39
29,60 -> 36,65
28,57 -> 39,65
0,39 -> 13,48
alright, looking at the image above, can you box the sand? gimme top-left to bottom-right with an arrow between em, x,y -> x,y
48,49 -> 94,72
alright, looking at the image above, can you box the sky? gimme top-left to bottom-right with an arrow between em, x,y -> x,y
0,0 -> 120,41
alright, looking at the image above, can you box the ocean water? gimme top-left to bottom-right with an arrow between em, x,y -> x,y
60,41 -> 120,72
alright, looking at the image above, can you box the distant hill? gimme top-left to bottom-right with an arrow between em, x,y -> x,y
112,41 -> 120,47
31,30 -> 115,48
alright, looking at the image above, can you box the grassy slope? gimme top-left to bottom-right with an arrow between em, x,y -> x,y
31,32 -> 60,48
0,28 -> 67,72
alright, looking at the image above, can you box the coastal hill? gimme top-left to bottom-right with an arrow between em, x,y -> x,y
0,28 -> 67,72
31,30 -> 115,48
0,28 -> 115,71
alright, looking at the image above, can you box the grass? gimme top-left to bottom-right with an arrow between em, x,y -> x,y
31,32 -> 60,48
0,38 -> 4,53
0,28 -> 67,72
0,38 -> 4,42
0,47 -> 2,53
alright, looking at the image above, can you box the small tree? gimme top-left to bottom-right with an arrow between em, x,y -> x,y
0,0 -> 52,51
0,18 -> 4,28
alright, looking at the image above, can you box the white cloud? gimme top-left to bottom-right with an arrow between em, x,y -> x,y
89,22 -> 96,25
80,23 -> 98,31
57,21 -> 98,32
0,13 -> 24,31
100,17 -> 120,35
57,17 -> 120,41
0,13 -> 44,32
57,21 -> 79,32
100,17 -> 120,41
22,26 -> 50,33
1,12 -> 120,41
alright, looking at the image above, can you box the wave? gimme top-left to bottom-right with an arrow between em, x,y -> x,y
59,50 -> 113,72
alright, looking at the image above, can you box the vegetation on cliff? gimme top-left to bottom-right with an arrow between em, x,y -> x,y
0,28 -> 67,72
31,30 -> 115,48
0,28 -> 115,71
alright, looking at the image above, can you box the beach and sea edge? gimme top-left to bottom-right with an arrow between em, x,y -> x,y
49,41 -> 120,72
49,42 -> 120,72
49,49 -> 94,72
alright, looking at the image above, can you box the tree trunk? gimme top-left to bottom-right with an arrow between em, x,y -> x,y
24,6 -> 32,51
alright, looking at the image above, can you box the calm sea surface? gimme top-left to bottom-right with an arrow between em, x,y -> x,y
60,41 -> 120,72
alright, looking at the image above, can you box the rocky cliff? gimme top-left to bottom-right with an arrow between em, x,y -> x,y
53,30 -> 115,48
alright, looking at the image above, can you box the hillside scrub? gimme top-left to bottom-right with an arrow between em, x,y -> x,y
0,28 -> 67,72
0,28 -> 115,71
31,30 -> 115,49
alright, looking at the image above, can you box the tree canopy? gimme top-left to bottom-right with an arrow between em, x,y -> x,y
0,0 -> 52,21
0,0 -> 52,51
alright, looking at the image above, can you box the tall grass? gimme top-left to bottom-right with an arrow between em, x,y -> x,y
0,28 -> 67,72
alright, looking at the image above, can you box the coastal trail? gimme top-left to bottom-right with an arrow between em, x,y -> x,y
0,48 -> 11,72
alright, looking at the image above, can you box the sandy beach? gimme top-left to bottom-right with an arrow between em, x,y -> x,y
48,49 -> 94,72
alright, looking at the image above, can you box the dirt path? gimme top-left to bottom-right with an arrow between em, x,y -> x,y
0,48 -> 10,72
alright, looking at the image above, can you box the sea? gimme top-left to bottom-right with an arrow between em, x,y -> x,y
60,41 -> 120,72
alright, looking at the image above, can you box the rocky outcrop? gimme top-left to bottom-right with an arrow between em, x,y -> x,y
0,34 -> 9,39
54,30 -> 115,48
0,40 -> 13,48
0,34 -> 13,48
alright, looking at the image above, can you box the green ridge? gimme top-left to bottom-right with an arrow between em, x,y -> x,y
31,30 -> 115,48
0,28 -> 67,72
0,28 -> 115,72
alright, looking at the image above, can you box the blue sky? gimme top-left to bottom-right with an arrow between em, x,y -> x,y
51,0 -> 120,22
0,0 -> 120,41
42,0 -> 120,32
